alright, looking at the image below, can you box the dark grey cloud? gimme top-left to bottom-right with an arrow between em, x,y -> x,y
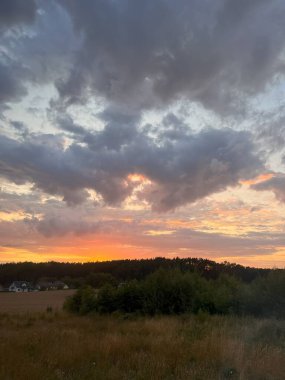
136,127 -> 263,211
27,216 -> 101,238
0,61 -> 28,104
55,0 -> 285,113
1,0 -> 285,116
0,0 -> 37,28
0,1 -> 76,105
252,174 -> 285,203
57,111 -> 139,152
0,117 -> 264,210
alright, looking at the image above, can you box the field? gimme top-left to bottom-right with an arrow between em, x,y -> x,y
0,290 -> 75,313
0,311 -> 284,380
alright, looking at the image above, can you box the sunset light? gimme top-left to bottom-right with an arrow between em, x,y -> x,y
0,0 -> 285,269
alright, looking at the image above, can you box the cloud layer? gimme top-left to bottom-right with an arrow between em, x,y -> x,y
0,0 -> 285,266
252,174 -> 285,203
56,0 -> 285,113
0,0 -> 36,28
0,121 -> 263,210
1,0 -> 285,114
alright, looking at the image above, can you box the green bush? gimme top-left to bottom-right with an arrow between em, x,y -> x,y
64,286 -> 97,314
86,272 -> 117,288
239,270 -> 285,318
65,268 -> 285,317
97,284 -> 117,313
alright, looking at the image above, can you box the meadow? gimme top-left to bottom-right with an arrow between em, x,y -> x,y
0,265 -> 284,379
0,311 -> 284,380
0,290 -> 75,313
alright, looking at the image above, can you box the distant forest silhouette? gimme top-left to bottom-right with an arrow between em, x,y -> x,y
1,258 -> 284,318
0,257 -> 271,286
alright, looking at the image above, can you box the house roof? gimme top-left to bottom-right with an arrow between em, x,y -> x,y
37,280 -> 67,287
10,281 -> 33,288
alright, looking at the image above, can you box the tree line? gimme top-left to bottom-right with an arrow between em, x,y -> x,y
65,267 -> 285,318
0,257 -> 270,286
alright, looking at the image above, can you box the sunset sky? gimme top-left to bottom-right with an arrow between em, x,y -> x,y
1,0 -> 285,267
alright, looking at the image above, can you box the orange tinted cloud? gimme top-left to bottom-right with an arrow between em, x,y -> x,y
127,173 -> 149,183
1,181 -> 285,267
240,173 -> 274,186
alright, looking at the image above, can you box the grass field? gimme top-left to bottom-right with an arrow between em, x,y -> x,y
0,290 -> 75,313
0,311 -> 284,380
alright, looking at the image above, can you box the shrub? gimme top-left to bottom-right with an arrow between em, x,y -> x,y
97,284 -> 117,313
65,268 -> 285,317
64,286 -> 97,315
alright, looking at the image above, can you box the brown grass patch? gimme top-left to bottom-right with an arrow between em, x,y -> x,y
0,290 -> 75,313
0,312 -> 284,379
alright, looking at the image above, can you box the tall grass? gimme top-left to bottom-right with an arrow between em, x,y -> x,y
0,312 -> 284,379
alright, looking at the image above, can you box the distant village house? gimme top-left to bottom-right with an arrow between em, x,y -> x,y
9,281 -> 34,292
7,280 -> 69,292
37,280 -> 69,291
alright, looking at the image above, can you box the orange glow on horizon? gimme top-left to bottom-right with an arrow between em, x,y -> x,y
1,235 -> 284,268
1,177 -> 284,268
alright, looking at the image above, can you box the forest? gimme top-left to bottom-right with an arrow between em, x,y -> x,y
0,257 -> 271,286
1,258 -> 284,318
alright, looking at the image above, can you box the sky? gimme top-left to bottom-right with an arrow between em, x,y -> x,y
1,1 -> 285,268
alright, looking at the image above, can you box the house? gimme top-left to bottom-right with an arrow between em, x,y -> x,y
36,281 -> 53,291
54,280 -> 69,290
9,281 -> 34,292
37,280 -> 69,291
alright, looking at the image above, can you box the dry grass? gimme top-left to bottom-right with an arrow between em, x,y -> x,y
0,290 -> 75,313
0,312 -> 284,380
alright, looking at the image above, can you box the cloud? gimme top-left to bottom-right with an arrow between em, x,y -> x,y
0,117 -> 264,210
0,0 -> 37,28
1,0 -> 285,115
27,216 -> 101,238
1,215 -> 284,261
56,0 -> 285,113
0,1 -> 76,105
0,0 -> 284,267
252,174 -> 285,202
0,61 -> 28,104
136,127 -> 263,211
256,110 -> 285,154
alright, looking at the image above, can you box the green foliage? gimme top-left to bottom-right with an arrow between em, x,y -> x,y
116,280 -> 144,313
0,257 -> 270,287
210,274 -> 241,314
97,284 -> 118,313
64,286 -> 97,315
239,270 -> 285,318
142,269 -> 199,315
86,272 -> 117,288
65,268 -> 285,317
